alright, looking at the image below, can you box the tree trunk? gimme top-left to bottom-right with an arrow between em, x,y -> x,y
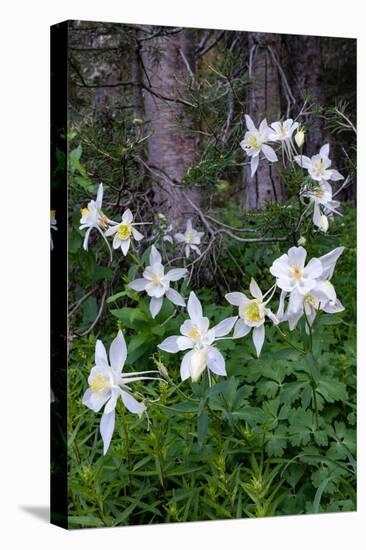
141,28 -> 201,225
242,32 -> 285,210
285,35 -> 325,155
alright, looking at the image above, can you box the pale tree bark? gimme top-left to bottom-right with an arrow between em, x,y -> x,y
243,32 -> 285,210
285,35 -> 325,155
140,28 -> 201,225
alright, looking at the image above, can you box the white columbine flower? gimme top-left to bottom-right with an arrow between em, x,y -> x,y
225,279 -> 278,357
79,182 -> 112,259
128,245 -> 187,318
174,219 -> 204,258
105,209 -> 144,256
279,247 -> 345,331
301,180 -> 342,230
82,330 -> 158,455
270,246 -> 323,309
240,115 -> 278,177
268,118 -> 299,161
158,291 -> 237,382
294,144 -> 344,182
50,210 -> 57,250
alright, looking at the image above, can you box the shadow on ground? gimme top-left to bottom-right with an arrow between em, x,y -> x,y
20,506 -> 49,523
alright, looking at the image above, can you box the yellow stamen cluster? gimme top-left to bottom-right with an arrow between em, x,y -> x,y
50,209 -> 56,218
247,135 -> 258,149
279,125 -> 287,138
244,301 -> 262,323
314,159 -> 325,173
151,273 -> 161,286
291,266 -> 303,280
81,207 -> 89,217
187,326 -> 201,340
117,223 -> 132,240
304,293 -> 318,308
90,373 -> 110,393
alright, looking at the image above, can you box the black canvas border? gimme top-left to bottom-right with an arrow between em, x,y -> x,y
50,20 -> 68,529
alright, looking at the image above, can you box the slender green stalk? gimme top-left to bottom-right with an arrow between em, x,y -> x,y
274,324 -> 305,354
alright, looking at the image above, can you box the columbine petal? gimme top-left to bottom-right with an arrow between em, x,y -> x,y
165,268 -> 188,282
121,390 -> 146,415
330,169 -> 344,181
276,290 -> 287,321
322,299 -> 345,314
252,324 -> 265,357
303,257 -> 323,280
288,246 -> 307,268
212,316 -> 238,337
95,340 -> 109,367
249,278 -> 263,300
319,144 -> 330,157
150,245 -> 162,266
180,350 -> 194,381
82,388 -> 109,413
250,154 -> 259,177
288,289 -> 304,314
166,288 -> 186,307
96,182 -> 104,209
104,388 -> 119,415
294,155 -> 312,169
122,209 -> 133,224
109,330 -> 127,374
187,291 -> 203,324
262,144 -> 278,162
129,278 -> 148,291
313,203 -> 322,228
105,225 -> 118,237
225,292 -> 245,306
207,348 -> 226,376
318,247 -> 344,280
132,227 -> 144,241
174,232 -> 185,243
158,336 -> 180,353
100,410 -> 115,455
146,282 -> 166,298
83,226 -> 92,251
121,238 -> 131,256
233,318 -> 251,338
176,336 -> 195,350
245,114 -> 255,131
150,296 -> 163,318
270,254 -> 291,278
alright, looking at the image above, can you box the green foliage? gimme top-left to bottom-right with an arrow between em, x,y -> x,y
67,208 -> 356,527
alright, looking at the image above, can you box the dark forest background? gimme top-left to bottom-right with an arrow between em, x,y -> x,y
67,21 -> 356,223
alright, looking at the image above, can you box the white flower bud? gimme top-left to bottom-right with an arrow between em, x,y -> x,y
295,127 -> 305,148
319,214 -> 329,233
297,236 -> 307,246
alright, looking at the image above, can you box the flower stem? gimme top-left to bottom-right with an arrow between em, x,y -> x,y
121,410 -> 132,487
311,381 -> 319,429
274,324 -> 305,354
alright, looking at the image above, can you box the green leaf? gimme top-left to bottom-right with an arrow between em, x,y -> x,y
280,380 -> 307,405
318,315 -> 343,326
317,378 -> 348,403
68,515 -> 105,528
197,411 -> 209,447
110,307 -> 148,329
313,477 -> 333,513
